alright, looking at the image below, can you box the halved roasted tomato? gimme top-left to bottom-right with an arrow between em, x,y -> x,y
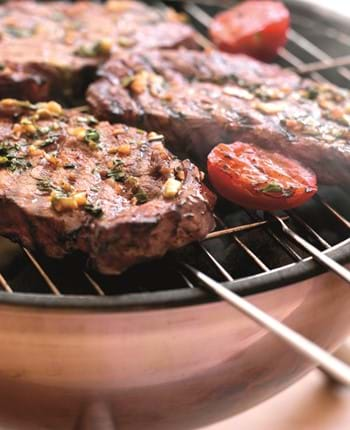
207,142 -> 317,211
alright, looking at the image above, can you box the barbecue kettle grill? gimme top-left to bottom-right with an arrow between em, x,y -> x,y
0,1 -> 350,429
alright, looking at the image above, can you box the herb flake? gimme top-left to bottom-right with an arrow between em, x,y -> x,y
84,203 -> 103,218
107,159 -> 126,182
261,182 -> 294,198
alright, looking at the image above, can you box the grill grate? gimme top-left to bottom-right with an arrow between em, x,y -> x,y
0,0 -> 349,299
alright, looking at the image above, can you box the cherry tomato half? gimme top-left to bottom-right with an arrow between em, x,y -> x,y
210,1 -> 290,62
207,142 -> 317,211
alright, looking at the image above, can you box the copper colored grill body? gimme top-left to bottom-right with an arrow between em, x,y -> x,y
0,0 -> 349,298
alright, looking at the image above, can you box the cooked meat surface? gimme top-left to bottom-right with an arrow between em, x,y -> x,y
88,48 -> 350,185
0,99 -> 215,274
0,1 -> 196,103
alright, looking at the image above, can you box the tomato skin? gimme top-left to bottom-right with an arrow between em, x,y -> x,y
207,142 -> 317,211
210,1 -> 290,62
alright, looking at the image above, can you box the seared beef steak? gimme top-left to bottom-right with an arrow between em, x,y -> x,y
0,99 -> 215,274
0,1 -> 196,102
88,48 -> 350,185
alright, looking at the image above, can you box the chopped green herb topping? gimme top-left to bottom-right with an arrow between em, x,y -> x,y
261,182 -> 294,197
85,128 -> 100,143
36,179 -> 54,194
84,128 -> 101,150
304,87 -> 319,100
74,40 -> 109,58
0,156 -> 8,165
84,203 -> 103,218
134,188 -> 148,205
261,183 -> 283,194
40,134 -> 60,148
0,142 -> 31,172
63,163 -> 76,169
5,25 -> 36,38
74,44 -> 97,58
117,36 -> 136,48
107,159 -> 125,182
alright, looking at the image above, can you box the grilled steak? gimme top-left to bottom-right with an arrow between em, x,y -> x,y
0,1 -> 196,103
0,99 -> 215,274
88,48 -> 350,185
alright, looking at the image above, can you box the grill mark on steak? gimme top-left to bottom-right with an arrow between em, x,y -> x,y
0,1 -> 197,103
87,48 -> 350,186
0,99 -> 215,274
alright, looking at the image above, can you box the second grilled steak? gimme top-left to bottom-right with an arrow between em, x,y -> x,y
0,99 -> 215,274
87,48 -> 350,186
0,1 -> 196,103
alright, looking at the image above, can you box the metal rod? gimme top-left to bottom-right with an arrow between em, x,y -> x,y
273,216 -> 350,284
23,248 -> 61,295
0,273 -> 13,293
184,264 -> 350,386
318,199 -> 350,229
287,211 -> 331,250
180,273 -> 195,289
214,215 -> 271,271
204,217 -> 289,240
246,211 -> 303,262
199,244 -> 234,281
294,55 -> 350,75
234,236 -> 270,272
279,47 -> 328,83
84,272 -> 105,296
184,3 -> 212,27
288,28 -> 350,81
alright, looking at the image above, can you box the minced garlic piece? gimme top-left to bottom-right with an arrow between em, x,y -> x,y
223,87 -> 254,100
116,143 -> 131,156
68,127 -> 86,140
148,131 -> 164,142
254,101 -> 286,115
36,101 -> 63,118
50,191 -> 87,213
13,118 -> 37,135
130,70 -> 149,94
163,178 -> 182,199
0,98 -> 19,108
117,36 -> 136,48
113,126 -> 126,136
176,169 -> 185,181
106,0 -> 131,12
97,38 -> 113,55
45,153 -> 59,166
60,181 -> 74,193
74,192 -> 88,206
28,145 -> 44,157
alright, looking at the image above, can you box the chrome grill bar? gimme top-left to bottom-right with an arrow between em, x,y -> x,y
287,211 -> 331,249
319,199 -> 350,229
204,217 -> 289,240
199,243 -> 234,281
214,215 -> 271,271
22,248 -> 61,296
84,272 -> 105,296
0,273 -> 12,293
288,28 -> 350,81
245,211 -> 304,262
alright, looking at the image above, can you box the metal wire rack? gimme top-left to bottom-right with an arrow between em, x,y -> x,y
0,0 -> 349,299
